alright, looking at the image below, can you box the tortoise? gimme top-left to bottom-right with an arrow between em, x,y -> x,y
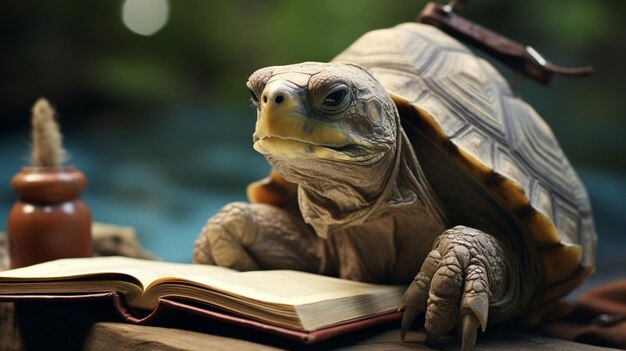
193,22 -> 596,350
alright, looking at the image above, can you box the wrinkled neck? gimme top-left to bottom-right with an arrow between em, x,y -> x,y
298,124 -> 448,238
298,150 -> 396,237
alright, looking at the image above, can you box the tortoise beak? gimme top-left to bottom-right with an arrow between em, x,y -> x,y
254,81 -> 352,159
255,81 -> 303,140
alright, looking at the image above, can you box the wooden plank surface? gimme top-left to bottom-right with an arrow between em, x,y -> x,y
82,322 -> 617,351
85,322 -> 282,351
5,301 -> 618,351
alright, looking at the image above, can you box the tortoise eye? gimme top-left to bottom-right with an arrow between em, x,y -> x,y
324,90 -> 346,106
249,89 -> 260,107
321,84 -> 351,112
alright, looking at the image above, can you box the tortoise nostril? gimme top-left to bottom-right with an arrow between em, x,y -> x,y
261,83 -> 290,107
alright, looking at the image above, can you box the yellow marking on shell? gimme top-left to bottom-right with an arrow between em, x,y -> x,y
525,211 -> 561,245
393,92 -> 581,316
247,170 -> 297,206
491,179 -> 529,212
391,94 -> 448,142
449,127 -> 563,244
541,265 -> 594,304
539,243 -> 583,284
392,93 -> 563,247
454,147 -> 495,183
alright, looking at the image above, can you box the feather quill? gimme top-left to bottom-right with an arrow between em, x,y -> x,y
30,98 -> 67,167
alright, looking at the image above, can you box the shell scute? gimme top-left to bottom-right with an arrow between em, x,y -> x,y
333,22 -> 596,297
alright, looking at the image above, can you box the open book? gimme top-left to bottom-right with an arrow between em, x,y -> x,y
0,257 -> 405,342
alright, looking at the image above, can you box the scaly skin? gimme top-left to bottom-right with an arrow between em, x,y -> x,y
194,62 -> 519,351
399,226 -> 507,350
193,202 -> 325,273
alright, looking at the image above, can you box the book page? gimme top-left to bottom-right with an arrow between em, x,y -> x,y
0,257 -> 236,289
160,270 -> 404,306
154,270 -> 405,330
0,258 -> 403,306
0,257 -> 405,331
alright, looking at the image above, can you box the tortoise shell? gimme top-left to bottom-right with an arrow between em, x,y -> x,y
331,23 -> 596,305
247,22 -> 597,307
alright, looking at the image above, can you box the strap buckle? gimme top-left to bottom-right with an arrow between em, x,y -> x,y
418,1 -> 593,84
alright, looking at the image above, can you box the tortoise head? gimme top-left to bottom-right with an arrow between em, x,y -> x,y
247,62 -> 398,186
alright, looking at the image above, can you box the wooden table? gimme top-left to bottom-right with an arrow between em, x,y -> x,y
82,322 -> 616,351
0,300 -> 617,351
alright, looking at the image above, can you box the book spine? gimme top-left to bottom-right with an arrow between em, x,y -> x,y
110,293 -> 162,324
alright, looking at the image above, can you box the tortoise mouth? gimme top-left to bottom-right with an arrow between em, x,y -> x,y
253,135 -> 382,162
252,81 -> 386,163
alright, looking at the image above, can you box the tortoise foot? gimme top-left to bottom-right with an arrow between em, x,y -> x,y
193,202 -> 325,272
399,226 -> 507,351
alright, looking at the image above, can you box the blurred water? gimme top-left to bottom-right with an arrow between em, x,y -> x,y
570,168 -> 626,297
0,105 -> 270,263
0,106 -> 624,277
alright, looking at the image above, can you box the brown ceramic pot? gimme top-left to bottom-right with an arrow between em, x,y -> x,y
7,166 -> 92,268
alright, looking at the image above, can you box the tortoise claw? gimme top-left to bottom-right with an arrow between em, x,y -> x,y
400,305 -> 422,341
461,313 -> 480,351
462,291 -> 489,332
398,267 -> 432,342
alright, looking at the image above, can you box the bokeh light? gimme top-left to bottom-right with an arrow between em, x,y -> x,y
122,0 -> 169,36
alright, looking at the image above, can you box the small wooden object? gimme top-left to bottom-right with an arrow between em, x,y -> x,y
8,166 -> 92,268
7,99 -> 92,268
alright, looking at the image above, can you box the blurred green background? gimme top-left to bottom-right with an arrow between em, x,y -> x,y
0,0 -> 624,289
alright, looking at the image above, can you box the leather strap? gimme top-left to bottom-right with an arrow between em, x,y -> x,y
418,2 -> 593,84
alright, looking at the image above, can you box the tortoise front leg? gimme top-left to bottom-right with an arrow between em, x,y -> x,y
193,202 -> 325,273
399,225 -> 509,351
